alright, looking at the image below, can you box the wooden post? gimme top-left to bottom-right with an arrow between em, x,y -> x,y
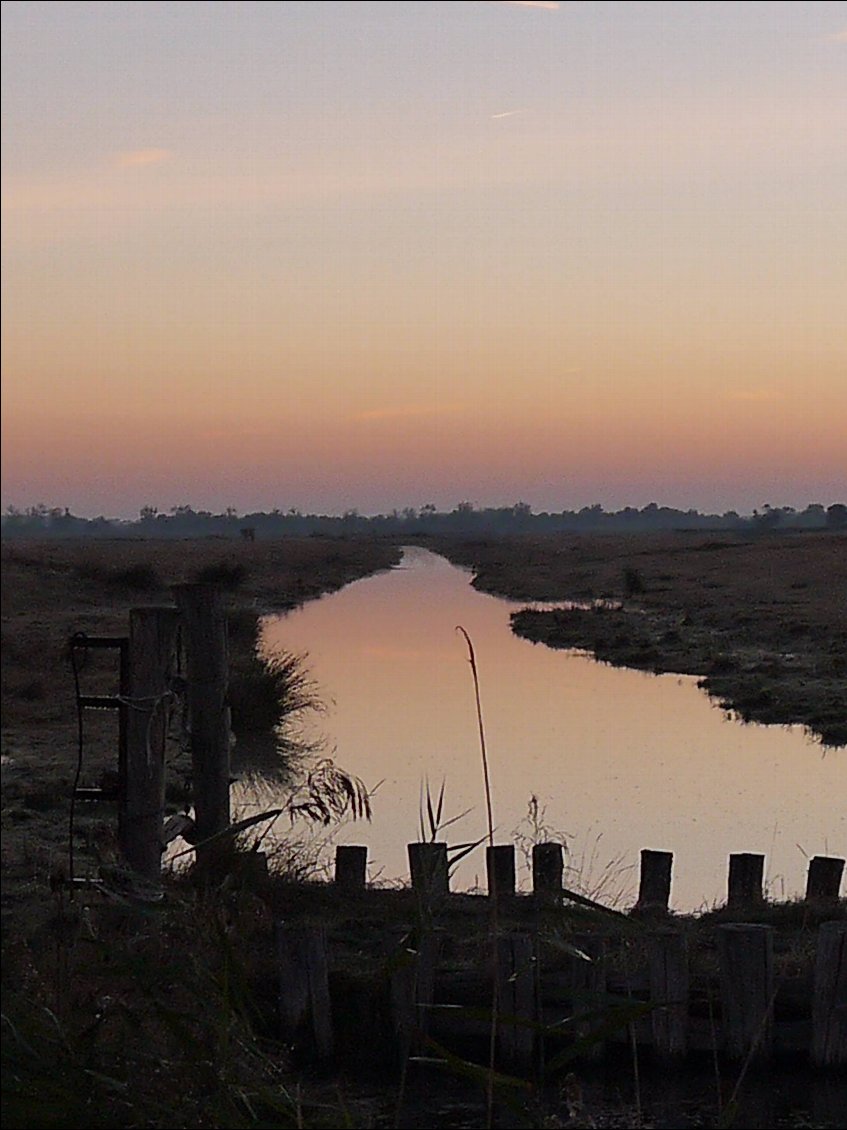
173,584 -> 231,874
487,844 -> 516,898
496,933 -> 535,1072
812,921 -> 847,1067
717,924 -> 774,1061
389,931 -> 441,1065
635,849 -> 673,912
277,923 -> 333,1060
532,842 -> 563,898
570,934 -> 607,1060
727,853 -> 765,908
408,842 -> 449,898
335,845 -> 367,890
806,857 -> 845,903
121,607 -> 179,880
649,930 -> 689,1059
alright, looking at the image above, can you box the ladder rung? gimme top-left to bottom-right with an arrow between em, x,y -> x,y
74,786 -> 120,801
78,695 -> 123,710
70,636 -> 128,650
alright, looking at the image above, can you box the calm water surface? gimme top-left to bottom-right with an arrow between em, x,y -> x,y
249,547 -> 844,910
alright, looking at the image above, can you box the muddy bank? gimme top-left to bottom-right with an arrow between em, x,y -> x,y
430,531 -> 847,747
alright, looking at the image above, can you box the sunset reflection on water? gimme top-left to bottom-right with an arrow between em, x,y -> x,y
248,547 -> 844,910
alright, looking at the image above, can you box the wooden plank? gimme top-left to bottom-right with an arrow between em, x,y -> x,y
569,933 -> 608,1061
277,923 -> 333,1060
173,584 -> 231,875
496,933 -> 535,1072
649,929 -> 689,1059
121,607 -> 179,880
812,921 -> 847,1067
717,923 -> 774,1061
389,931 -> 441,1064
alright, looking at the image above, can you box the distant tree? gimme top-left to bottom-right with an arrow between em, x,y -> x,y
826,503 -> 847,530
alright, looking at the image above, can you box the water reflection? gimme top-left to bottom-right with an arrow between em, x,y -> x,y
245,546 -> 844,910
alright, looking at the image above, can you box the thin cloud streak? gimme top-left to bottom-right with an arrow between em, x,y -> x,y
496,1 -> 560,9
725,387 -> 784,403
491,109 -> 526,119
353,403 -> 466,423
116,148 -> 171,168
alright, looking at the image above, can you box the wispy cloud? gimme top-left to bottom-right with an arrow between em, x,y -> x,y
353,403 -> 465,423
826,27 -> 847,43
116,148 -> 171,168
491,109 -> 526,120
496,1 -> 560,9
726,387 -> 783,404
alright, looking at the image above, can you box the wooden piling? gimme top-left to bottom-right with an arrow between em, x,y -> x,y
636,849 -> 673,912
173,584 -> 231,874
277,923 -> 333,1060
806,857 -> 845,903
649,930 -> 689,1059
389,931 -> 441,1064
717,923 -> 774,1060
532,842 -> 563,898
335,845 -> 368,890
570,933 -> 607,1060
812,921 -> 847,1067
486,844 -> 516,898
496,933 -> 535,1071
121,607 -> 179,880
408,842 -> 449,898
727,853 -> 765,909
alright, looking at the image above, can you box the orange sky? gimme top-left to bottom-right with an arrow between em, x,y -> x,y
2,1 -> 846,516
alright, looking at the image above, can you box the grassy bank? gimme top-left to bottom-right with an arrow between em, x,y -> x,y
1,537 -> 400,921
429,531 -> 847,747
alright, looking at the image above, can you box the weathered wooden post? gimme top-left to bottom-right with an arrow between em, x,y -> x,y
570,933 -> 607,1060
635,849 -> 673,913
649,930 -> 689,1059
276,923 -> 333,1059
389,931 -> 441,1065
121,606 -> 179,880
812,921 -> 847,1067
335,845 -> 368,890
532,842 -> 563,899
727,853 -> 765,908
487,844 -> 516,898
806,857 -> 845,903
496,933 -> 535,1072
717,923 -> 774,1060
173,584 -> 231,874
408,842 -> 449,898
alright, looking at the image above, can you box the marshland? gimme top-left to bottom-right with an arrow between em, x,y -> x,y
2,530 -> 845,1128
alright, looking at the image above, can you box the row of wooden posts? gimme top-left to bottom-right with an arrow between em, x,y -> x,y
333,842 -> 845,910
277,917 -> 847,1072
108,598 -> 845,913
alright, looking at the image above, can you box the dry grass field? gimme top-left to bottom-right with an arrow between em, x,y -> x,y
432,530 -> 847,747
2,532 -> 845,1128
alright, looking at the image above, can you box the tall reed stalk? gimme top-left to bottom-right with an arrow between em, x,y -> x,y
457,626 -> 499,1130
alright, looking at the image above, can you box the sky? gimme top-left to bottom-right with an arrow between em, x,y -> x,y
2,0 -> 846,518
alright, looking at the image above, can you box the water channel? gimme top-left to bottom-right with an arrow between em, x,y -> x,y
245,546 -> 844,911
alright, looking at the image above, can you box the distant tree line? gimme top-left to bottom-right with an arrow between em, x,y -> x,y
2,500 -> 845,540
